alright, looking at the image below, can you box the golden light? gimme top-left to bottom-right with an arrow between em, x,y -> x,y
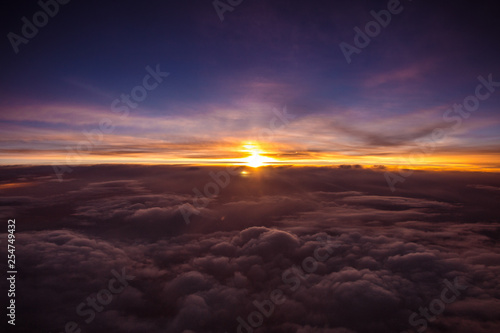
246,152 -> 266,168
240,142 -> 276,168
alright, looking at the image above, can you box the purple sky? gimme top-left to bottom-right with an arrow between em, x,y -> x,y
1,1 -> 500,332
1,0 -> 500,168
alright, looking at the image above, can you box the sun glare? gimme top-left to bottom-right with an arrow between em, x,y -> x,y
241,143 -> 275,168
246,152 -> 266,168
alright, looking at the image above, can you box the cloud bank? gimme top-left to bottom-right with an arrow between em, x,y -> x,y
1,165 -> 499,332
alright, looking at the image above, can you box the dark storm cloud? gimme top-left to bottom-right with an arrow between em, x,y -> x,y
1,165 -> 499,332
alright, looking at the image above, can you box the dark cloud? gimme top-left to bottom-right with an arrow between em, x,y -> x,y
467,184 -> 500,192
1,165 -> 499,332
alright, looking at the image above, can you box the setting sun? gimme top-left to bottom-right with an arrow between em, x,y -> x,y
241,143 -> 276,167
245,152 -> 267,167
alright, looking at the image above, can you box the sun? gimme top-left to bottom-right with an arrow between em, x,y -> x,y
246,152 -> 267,168
241,143 -> 275,168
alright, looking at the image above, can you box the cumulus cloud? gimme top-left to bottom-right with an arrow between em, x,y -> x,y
1,165 -> 499,332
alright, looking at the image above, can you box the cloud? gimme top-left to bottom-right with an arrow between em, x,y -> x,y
467,184 -> 500,192
1,165 -> 499,332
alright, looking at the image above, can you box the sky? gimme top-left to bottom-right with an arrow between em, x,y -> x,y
1,0 -> 500,170
1,2 -> 500,333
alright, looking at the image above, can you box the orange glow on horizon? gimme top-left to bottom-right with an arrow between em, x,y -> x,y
0,182 -> 35,190
1,143 -> 500,172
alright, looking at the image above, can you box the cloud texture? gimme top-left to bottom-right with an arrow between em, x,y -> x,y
1,165 -> 499,332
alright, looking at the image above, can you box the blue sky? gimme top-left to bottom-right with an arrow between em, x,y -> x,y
1,0 -> 499,168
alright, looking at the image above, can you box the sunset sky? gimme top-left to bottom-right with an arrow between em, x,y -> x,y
2,2 -> 500,333
1,0 -> 499,170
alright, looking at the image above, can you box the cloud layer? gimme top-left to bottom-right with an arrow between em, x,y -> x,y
1,165 -> 499,332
